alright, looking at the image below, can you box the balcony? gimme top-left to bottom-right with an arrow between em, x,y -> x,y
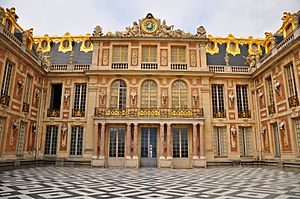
288,95 -> 299,108
213,110 -> 226,118
47,109 -> 60,117
22,102 -> 30,113
111,63 -> 128,69
0,95 -> 10,106
94,108 -> 204,118
268,104 -> 276,115
141,63 -> 158,70
171,63 -> 187,70
72,109 -> 85,117
50,64 -> 90,72
238,110 -> 251,118
208,65 -> 250,74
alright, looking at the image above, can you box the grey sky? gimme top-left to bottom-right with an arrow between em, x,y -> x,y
2,0 -> 299,38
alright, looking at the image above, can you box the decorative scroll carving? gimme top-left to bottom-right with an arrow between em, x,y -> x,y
190,50 -> 196,67
161,49 -> 167,66
192,90 -> 198,106
162,89 -> 168,106
245,52 -> 260,71
99,89 -> 106,106
131,49 -> 138,66
102,49 -> 109,66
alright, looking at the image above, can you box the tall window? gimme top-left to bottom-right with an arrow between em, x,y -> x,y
70,126 -> 83,156
23,75 -> 33,104
141,80 -> 157,108
49,84 -> 62,110
17,122 -> 26,156
173,128 -> 188,158
73,83 -> 87,112
211,84 -> 225,118
213,127 -> 227,157
171,47 -> 186,63
172,80 -> 188,109
286,64 -> 297,97
239,127 -> 252,156
109,127 -> 125,157
1,61 -> 13,97
295,119 -> 300,155
110,80 -> 127,109
142,46 -> 157,63
113,46 -> 128,62
266,76 -> 275,114
44,126 -> 58,155
272,123 -> 281,157
236,85 -> 249,117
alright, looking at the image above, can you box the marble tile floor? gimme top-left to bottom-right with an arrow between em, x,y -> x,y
0,166 -> 300,198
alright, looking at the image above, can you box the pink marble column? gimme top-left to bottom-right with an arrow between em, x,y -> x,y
126,123 -> 131,158
133,123 -> 138,157
93,123 -> 99,157
193,123 -> 198,158
160,123 -> 165,158
99,123 -> 105,157
166,123 -> 172,158
199,123 -> 205,157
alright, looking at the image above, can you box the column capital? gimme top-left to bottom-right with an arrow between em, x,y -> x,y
199,122 -> 204,127
127,123 -> 131,127
193,123 -> 198,127
133,123 -> 138,127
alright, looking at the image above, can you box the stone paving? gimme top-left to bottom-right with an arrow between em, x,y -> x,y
0,166 -> 300,198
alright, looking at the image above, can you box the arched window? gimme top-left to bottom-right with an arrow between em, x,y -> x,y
172,80 -> 187,109
141,80 -> 157,108
110,80 -> 127,109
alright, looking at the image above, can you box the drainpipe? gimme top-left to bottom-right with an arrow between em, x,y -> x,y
254,80 -> 262,161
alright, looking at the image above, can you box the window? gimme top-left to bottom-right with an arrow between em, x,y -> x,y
0,118 -> 4,156
48,84 -> 62,117
41,40 -> 48,48
211,84 -> 225,118
141,80 -> 157,108
16,122 -> 26,156
113,46 -> 128,63
73,83 -> 87,116
110,80 -> 127,109
62,40 -> 70,48
236,85 -> 250,118
84,40 -> 91,48
1,61 -> 13,97
266,76 -> 276,114
70,126 -> 83,156
285,63 -> 299,108
44,126 -> 58,155
272,123 -> 281,157
23,75 -> 33,104
295,119 -> 300,155
173,128 -> 188,158
142,46 -> 157,62
171,47 -> 186,63
109,127 -> 125,157
213,126 -> 227,157
172,80 -> 187,109
239,127 -> 252,156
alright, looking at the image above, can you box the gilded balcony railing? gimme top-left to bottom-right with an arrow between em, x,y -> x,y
94,108 -> 204,118
0,94 -> 10,106
238,110 -> 251,118
22,102 -> 30,113
288,95 -> 299,108
47,109 -> 60,117
213,110 -> 226,118
72,109 -> 85,117
268,104 -> 276,115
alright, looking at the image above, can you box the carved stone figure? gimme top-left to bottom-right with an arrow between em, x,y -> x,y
22,28 -> 33,46
64,90 -> 70,104
192,90 -> 198,106
224,53 -> 230,66
196,26 -> 206,38
162,90 -> 168,105
99,89 -> 106,106
229,91 -> 234,106
93,25 -> 103,37
230,126 -> 237,148
35,88 -> 40,101
130,89 -> 137,107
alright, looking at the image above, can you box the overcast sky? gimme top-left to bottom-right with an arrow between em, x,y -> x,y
2,0 -> 299,38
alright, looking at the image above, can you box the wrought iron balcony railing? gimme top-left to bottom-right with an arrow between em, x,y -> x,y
72,109 -> 85,117
94,108 -> 204,118
238,110 -> 251,118
268,104 -> 276,115
288,95 -> 299,108
0,94 -> 10,106
22,102 -> 30,113
213,110 -> 226,118
47,109 -> 60,117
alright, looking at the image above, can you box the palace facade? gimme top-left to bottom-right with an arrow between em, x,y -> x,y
0,7 -> 300,168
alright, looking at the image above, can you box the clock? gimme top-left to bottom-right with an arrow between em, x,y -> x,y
141,19 -> 158,34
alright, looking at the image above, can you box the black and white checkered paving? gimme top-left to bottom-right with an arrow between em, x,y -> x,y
0,166 -> 300,198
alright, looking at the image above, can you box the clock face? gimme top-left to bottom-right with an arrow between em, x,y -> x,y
142,19 -> 158,34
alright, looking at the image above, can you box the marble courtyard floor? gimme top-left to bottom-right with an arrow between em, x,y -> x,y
0,166 -> 300,198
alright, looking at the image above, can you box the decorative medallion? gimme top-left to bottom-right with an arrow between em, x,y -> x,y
141,18 -> 158,34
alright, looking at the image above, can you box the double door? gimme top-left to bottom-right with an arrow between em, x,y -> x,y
140,128 -> 157,167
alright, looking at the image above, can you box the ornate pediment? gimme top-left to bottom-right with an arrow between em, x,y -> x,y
93,13 -> 206,39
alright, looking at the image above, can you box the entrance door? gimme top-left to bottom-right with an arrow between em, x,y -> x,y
141,128 -> 157,167
272,123 -> 281,157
